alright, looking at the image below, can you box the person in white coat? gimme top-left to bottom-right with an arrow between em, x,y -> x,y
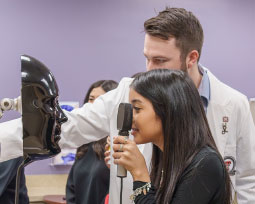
0,7 -> 254,204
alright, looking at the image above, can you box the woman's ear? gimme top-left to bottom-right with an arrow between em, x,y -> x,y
186,50 -> 199,70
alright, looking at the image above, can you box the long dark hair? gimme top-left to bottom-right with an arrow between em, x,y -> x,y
83,80 -> 118,104
130,69 -> 231,204
76,80 -> 118,160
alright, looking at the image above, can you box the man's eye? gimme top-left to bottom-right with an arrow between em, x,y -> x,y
154,59 -> 167,64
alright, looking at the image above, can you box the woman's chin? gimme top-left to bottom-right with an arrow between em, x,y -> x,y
133,137 -> 145,145
133,137 -> 141,144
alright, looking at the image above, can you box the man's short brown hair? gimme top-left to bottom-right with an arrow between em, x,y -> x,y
144,7 -> 204,61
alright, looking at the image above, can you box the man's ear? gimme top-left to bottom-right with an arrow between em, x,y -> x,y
186,50 -> 199,69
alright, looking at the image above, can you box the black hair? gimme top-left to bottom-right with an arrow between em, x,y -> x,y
130,69 -> 231,203
131,72 -> 144,78
83,80 -> 118,104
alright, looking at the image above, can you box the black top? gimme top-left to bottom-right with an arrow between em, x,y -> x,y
66,143 -> 110,204
0,157 -> 29,204
133,146 -> 226,204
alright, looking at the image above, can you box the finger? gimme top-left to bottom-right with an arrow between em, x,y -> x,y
113,158 -> 122,165
105,143 -> 110,151
113,136 -> 131,144
113,157 -> 128,168
112,151 -> 123,159
104,156 -> 110,163
107,136 -> 111,144
112,144 -> 125,152
104,157 -> 111,169
104,150 -> 110,157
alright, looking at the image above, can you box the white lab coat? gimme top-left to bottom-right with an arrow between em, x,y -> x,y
206,69 -> 255,203
0,70 -> 255,203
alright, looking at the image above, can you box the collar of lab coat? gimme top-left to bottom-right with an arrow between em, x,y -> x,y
204,68 -> 231,106
202,67 -> 236,155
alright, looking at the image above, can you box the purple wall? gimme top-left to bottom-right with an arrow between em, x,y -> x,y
0,0 -> 254,174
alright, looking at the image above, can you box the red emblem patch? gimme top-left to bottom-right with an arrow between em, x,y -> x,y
223,116 -> 229,122
224,156 -> 236,175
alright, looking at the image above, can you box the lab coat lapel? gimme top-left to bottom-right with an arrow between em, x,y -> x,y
206,71 -> 230,156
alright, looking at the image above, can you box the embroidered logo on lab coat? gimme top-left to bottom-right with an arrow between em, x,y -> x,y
224,156 -> 236,175
222,116 -> 229,134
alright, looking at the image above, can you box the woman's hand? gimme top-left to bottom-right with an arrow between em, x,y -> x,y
112,136 -> 150,182
104,136 -> 111,169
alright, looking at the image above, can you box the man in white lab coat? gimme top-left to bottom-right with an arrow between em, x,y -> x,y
0,7 -> 255,204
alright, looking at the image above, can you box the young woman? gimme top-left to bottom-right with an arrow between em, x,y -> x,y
112,69 -> 232,204
66,79 -> 118,204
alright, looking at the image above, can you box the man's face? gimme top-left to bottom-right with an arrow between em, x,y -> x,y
144,34 -> 186,71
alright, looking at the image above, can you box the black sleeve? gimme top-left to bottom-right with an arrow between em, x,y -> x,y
133,181 -> 156,204
133,153 -> 225,204
0,157 -> 29,204
65,164 -> 76,204
171,153 -> 225,204
0,158 -> 21,196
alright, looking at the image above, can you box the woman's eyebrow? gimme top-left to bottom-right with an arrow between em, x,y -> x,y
131,99 -> 142,104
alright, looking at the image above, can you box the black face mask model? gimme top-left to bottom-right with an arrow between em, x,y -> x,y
21,55 -> 68,163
